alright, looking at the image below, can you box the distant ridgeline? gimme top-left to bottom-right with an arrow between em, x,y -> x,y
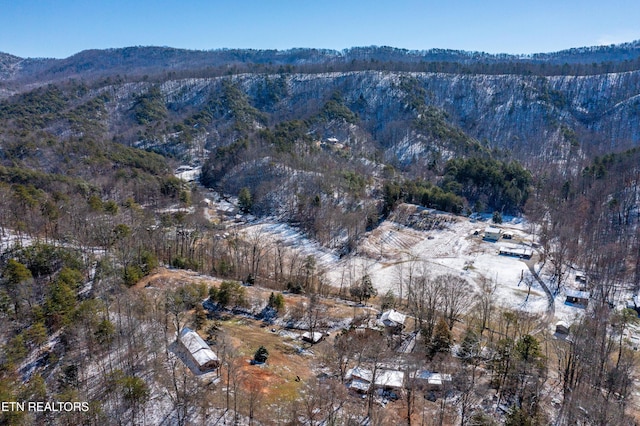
2,41 -> 640,84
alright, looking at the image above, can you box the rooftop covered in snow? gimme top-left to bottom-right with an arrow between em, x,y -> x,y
179,327 -> 219,371
379,309 -> 406,327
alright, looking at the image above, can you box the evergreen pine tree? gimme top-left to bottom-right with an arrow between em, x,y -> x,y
254,346 -> 269,363
238,187 -> 253,213
458,327 -> 480,360
428,317 -> 452,359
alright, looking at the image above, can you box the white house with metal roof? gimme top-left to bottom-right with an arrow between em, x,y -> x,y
409,370 -> 452,390
345,367 -> 405,392
565,289 -> 590,308
379,309 -> 407,329
178,327 -> 219,372
484,226 -> 502,241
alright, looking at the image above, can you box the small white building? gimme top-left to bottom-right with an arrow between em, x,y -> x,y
499,245 -> 533,259
376,369 -> 405,390
379,309 -> 406,329
484,226 -> 502,242
555,321 -> 570,335
565,289 -> 590,307
178,327 -> 219,372
346,366 -> 373,392
410,370 -> 452,390
301,331 -> 324,344
345,367 -> 405,392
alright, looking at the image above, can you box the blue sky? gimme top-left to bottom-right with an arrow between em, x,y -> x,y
2,0 -> 640,58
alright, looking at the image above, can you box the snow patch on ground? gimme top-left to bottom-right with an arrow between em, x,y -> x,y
242,220 -> 339,268
174,165 -> 201,182
326,215 -> 548,316
0,230 -> 33,252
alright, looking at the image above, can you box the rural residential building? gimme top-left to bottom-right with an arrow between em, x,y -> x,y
178,327 -> 219,372
484,226 -> 502,241
499,245 -> 533,259
345,367 -> 405,392
301,331 -> 324,344
379,309 -> 406,329
409,370 -> 452,390
565,289 -> 590,308
555,321 -> 570,335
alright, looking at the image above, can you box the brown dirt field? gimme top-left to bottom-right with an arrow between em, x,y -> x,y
222,318 -> 313,403
133,267 -> 222,290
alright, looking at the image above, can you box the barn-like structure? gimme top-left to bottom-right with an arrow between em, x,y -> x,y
178,327 -> 219,372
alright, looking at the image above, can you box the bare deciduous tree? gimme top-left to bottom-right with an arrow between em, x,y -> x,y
436,274 -> 474,330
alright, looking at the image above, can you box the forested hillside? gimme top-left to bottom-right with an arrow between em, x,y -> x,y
0,43 -> 640,425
